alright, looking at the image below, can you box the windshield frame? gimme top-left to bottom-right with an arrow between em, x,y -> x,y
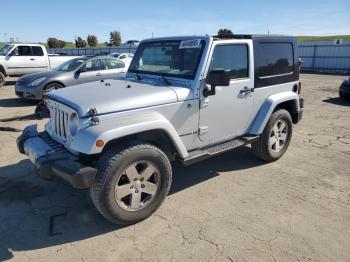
0,44 -> 14,56
128,39 -> 206,80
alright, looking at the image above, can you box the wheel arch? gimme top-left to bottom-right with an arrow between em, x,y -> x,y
69,113 -> 189,159
0,64 -> 6,76
102,129 -> 179,161
44,81 -> 65,89
248,91 -> 300,135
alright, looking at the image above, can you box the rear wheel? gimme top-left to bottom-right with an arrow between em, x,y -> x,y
252,109 -> 293,162
90,141 -> 172,225
0,72 -> 5,87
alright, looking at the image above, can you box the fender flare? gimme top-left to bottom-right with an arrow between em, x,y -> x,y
248,91 -> 300,135
69,111 -> 189,158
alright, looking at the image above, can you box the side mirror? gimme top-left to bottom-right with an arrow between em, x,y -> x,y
204,70 -> 230,97
77,67 -> 86,74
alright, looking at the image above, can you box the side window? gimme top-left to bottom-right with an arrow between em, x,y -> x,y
83,59 -> 102,72
13,46 -> 32,56
257,43 -> 294,77
117,61 -> 125,68
104,59 -> 119,69
119,55 -> 126,59
32,46 -> 44,56
209,44 -> 249,79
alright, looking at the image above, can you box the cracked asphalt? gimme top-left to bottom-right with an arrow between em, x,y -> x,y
0,74 -> 349,262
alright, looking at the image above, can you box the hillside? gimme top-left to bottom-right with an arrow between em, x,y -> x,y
297,35 -> 350,42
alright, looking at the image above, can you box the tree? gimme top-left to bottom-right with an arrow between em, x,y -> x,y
109,30 -> 122,46
217,28 -> 234,38
87,35 -> 98,47
47,38 -> 59,48
75,37 -> 87,48
58,40 -> 66,48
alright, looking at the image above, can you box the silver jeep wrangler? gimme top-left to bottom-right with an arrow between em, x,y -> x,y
17,35 -> 304,224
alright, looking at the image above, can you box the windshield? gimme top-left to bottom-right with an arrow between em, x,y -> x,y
55,58 -> 87,72
0,45 -> 14,56
129,39 -> 206,79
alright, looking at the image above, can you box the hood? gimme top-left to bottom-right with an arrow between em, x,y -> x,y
18,70 -> 62,83
47,79 -> 193,116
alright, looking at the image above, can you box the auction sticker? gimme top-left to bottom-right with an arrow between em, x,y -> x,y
179,39 -> 201,49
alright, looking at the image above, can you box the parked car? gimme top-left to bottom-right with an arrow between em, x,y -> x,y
121,40 -> 140,48
339,76 -> 350,100
15,56 -> 127,100
17,35 -> 304,225
110,52 -> 134,65
0,43 -> 79,86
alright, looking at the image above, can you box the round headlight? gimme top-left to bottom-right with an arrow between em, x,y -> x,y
69,113 -> 79,137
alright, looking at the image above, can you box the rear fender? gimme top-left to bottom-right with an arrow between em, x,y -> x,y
249,91 -> 300,135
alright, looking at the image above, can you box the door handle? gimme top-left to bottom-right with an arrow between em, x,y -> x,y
240,86 -> 254,95
30,58 -> 35,61
96,73 -> 102,76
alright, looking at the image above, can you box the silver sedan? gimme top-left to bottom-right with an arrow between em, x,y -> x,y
15,57 -> 127,100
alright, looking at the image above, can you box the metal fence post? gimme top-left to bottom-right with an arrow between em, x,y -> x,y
311,45 -> 317,71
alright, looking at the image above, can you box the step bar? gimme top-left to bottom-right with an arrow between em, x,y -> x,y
180,136 -> 259,166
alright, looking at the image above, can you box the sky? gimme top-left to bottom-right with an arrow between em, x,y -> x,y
1,0 -> 349,43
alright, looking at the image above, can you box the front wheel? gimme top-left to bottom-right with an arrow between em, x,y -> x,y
90,141 -> 172,225
42,83 -> 63,97
0,72 -> 5,87
251,109 -> 293,162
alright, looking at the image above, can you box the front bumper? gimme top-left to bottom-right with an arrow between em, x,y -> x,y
297,97 -> 304,122
17,125 -> 97,189
15,84 -> 42,100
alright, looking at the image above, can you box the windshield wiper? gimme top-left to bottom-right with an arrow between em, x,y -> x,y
160,75 -> 170,85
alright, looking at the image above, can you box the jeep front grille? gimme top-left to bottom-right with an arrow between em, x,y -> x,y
52,107 -> 69,139
49,100 -> 75,142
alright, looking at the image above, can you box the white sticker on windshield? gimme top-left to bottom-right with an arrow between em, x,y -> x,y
179,39 -> 201,49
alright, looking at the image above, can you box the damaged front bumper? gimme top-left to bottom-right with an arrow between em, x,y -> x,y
17,125 -> 97,189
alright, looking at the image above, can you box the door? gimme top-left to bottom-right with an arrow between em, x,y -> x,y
74,59 -> 103,84
30,46 -> 48,72
102,59 -> 127,79
199,41 -> 254,143
6,45 -> 43,75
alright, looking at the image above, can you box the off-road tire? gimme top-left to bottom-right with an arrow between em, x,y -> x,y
90,141 -> 172,225
0,72 -> 5,87
251,109 -> 293,162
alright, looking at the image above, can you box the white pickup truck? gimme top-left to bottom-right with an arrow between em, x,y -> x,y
0,43 -> 79,86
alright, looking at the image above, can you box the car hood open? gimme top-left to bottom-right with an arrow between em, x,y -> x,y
46,78 -> 193,116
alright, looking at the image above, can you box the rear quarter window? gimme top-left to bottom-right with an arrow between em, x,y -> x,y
257,42 -> 294,77
32,46 -> 44,56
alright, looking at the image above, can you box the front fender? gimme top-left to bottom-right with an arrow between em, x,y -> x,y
249,91 -> 300,135
69,111 -> 189,158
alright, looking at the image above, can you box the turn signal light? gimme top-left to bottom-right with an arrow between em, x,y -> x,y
96,140 -> 105,148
